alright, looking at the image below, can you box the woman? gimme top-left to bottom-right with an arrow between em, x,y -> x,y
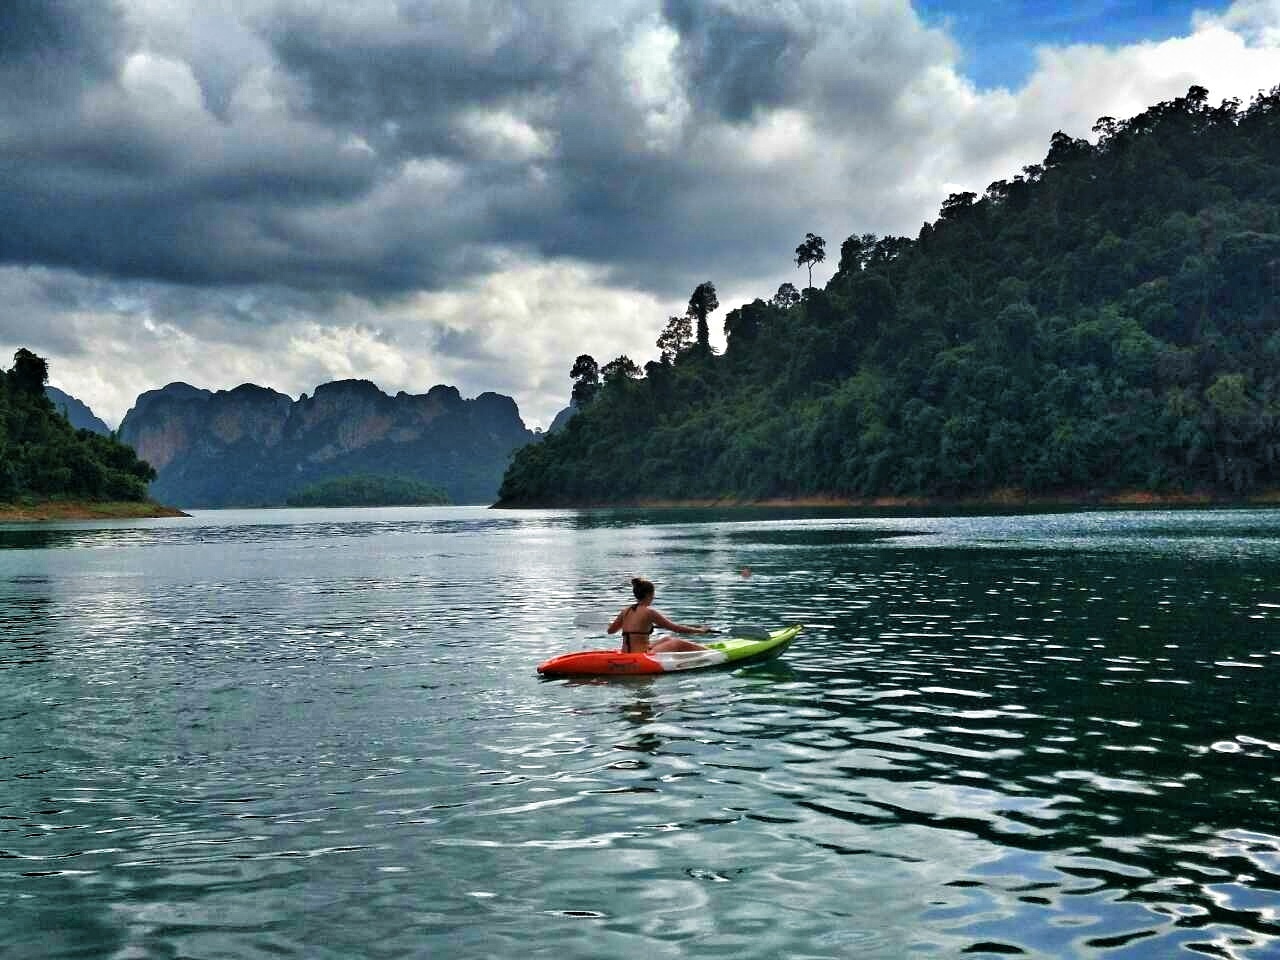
608,577 -> 710,653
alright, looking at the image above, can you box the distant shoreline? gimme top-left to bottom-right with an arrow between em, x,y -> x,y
494,488 -> 1280,511
0,501 -> 188,522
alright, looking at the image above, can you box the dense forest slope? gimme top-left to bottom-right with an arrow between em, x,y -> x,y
1,350 -> 156,503
118,378 -> 535,507
285,475 -> 450,507
499,86 -> 1280,506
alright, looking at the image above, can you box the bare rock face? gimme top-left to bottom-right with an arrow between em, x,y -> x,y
117,383 -> 216,471
117,379 -> 535,507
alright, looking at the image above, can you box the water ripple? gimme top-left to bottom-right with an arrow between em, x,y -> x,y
2,508 -> 1279,957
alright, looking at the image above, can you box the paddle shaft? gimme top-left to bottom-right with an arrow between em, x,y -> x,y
574,611 -> 770,641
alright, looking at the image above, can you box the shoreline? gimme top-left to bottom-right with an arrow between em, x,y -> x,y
495,488 -> 1280,511
0,501 -> 189,522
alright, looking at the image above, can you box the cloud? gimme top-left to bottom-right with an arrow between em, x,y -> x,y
2,0 -> 1279,431
1202,0 -> 1280,45
5,257 -> 672,430
0,1 -> 122,99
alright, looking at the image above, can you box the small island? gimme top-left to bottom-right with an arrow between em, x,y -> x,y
285,474 -> 450,507
0,500 -> 187,522
0,349 -> 182,522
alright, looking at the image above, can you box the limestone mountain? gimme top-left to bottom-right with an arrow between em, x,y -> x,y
45,386 -> 110,435
117,378 -> 535,507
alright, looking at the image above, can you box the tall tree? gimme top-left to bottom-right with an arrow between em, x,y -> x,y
687,281 -> 719,351
837,233 -> 878,275
795,233 -> 826,288
656,313 -> 693,363
772,282 -> 800,309
10,348 -> 49,394
569,354 -> 599,406
601,355 -> 641,384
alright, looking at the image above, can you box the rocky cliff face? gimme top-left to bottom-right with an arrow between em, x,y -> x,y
117,379 -> 536,507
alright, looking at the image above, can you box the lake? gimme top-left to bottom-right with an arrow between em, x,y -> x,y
2,506 -> 1278,958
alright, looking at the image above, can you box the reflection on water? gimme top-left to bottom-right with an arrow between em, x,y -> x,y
1,506 -> 1278,958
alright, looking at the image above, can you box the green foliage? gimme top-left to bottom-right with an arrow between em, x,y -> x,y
770,283 -> 801,310
570,354 -> 600,406
1,349 -> 156,503
11,349 -> 49,394
285,474 -> 449,507
601,355 -> 641,384
687,281 -> 719,351
656,314 -> 693,363
499,86 -> 1280,505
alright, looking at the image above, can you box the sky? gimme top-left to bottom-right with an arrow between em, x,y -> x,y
2,0 -> 1279,430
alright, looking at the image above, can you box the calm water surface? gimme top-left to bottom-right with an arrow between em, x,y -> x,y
2,507 -> 1278,959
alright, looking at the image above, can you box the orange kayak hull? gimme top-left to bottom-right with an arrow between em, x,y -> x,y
536,650 -> 665,676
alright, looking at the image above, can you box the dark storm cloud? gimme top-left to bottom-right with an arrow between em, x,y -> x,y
0,1 -> 1003,305
1,0 -> 883,301
265,1 -> 591,159
491,1 -> 943,289
0,147 -> 391,289
0,2 -> 610,294
661,0 -> 811,121
0,0 -> 120,86
255,2 -> 717,285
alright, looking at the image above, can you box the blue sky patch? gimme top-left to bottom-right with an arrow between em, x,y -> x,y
915,0 -> 1235,88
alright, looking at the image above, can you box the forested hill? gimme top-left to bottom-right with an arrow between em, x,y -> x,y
498,86 -> 1280,506
1,350 -> 156,503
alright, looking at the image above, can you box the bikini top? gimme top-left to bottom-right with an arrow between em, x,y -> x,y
621,602 -> 654,652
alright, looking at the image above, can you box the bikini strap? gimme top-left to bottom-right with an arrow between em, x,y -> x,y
622,602 -> 640,652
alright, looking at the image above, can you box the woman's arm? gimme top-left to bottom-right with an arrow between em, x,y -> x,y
650,609 -> 709,635
607,608 -> 625,635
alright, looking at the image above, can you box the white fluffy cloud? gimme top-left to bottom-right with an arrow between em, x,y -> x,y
3,0 -> 1279,429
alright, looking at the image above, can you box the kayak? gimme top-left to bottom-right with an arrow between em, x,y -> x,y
537,625 -> 802,678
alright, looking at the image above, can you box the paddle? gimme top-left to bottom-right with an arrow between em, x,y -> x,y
572,611 -> 772,640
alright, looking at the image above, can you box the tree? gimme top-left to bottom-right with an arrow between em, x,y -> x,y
687,281 -> 719,351
795,232 -> 826,288
771,282 -> 800,309
938,192 -> 977,221
570,354 -> 599,406
11,348 -> 49,394
656,313 -> 693,363
2,348 -> 156,503
1043,131 -> 1091,168
837,233 -> 877,275
601,355 -> 641,384
724,299 -> 770,350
